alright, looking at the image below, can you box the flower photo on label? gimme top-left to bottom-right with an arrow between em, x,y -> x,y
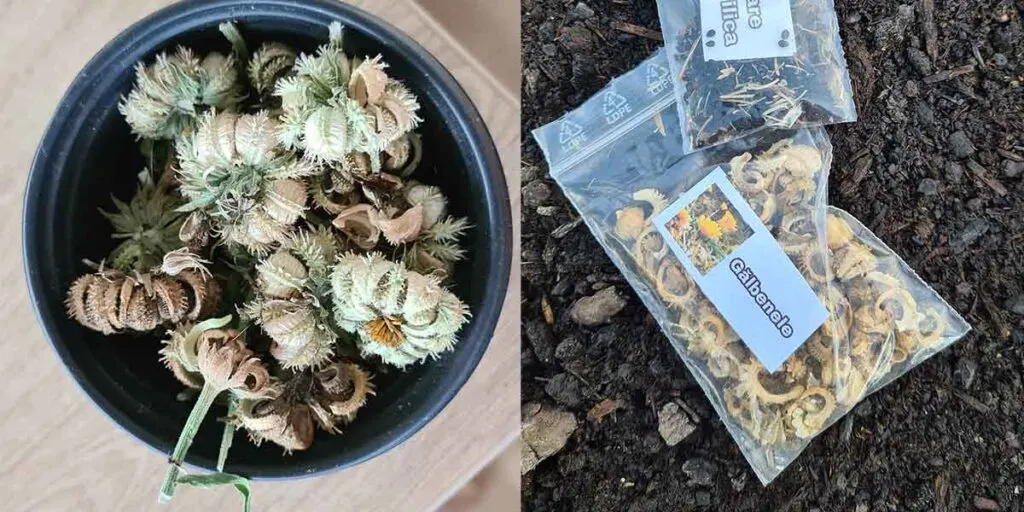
664,184 -> 753,275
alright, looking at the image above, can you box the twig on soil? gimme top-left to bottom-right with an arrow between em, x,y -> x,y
923,64 -> 976,84
996,148 -> 1023,162
610,21 -> 663,42
971,42 -> 986,69
953,390 -> 990,413
966,160 -> 1008,196
920,0 -> 938,62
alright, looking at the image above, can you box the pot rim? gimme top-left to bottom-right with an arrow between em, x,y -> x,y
22,0 -> 511,480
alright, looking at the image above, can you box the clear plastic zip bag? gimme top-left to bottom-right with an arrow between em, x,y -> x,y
533,49 -> 968,484
655,0 -> 857,154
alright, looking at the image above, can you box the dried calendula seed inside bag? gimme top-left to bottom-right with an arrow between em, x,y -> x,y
534,49 -> 882,484
655,0 -> 857,154
823,207 -> 971,395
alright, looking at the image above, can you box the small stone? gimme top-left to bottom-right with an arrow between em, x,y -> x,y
680,458 -> 716,487
555,336 -> 584,361
873,5 -> 915,50
916,101 -> 935,126
536,205 -> 560,216
570,287 -> 626,326
954,357 -> 978,389
522,180 -> 552,208
907,47 -> 933,76
541,43 -> 558,57
1006,295 -> 1024,315
973,496 -> 1000,511
658,403 -> 698,446
945,161 -> 965,183
559,24 -> 594,52
545,373 -> 584,407
992,53 -> 1009,67
949,131 -> 977,159
918,178 -> 939,195
1002,160 -> 1024,178
957,219 -> 990,250
524,319 -> 556,363
521,403 -> 578,474
904,80 -> 920,97
569,2 -> 595,21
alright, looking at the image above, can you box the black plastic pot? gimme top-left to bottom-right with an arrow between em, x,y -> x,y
23,0 -> 510,479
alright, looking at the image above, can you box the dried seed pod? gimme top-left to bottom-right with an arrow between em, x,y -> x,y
248,42 -> 297,96
84,277 -> 118,335
236,397 -> 315,452
383,134 -> 411,171
196,328 -> 273,397
256,251 -> 308,299
263,179 -> 308,226
176,269 -> 222,320
333,204 -> 381,250
348,56 -> 388,106
152,276 -> 190,322
379,81 -> 421,138
785,387 -> 836,439
179,212 -> 211,252
834,243 -> 877,281
119,47 -> 243,139
614,207 -> 646,241
66,274 -> 101,330
122,283 -> 161,332
825,214 -> 854,250
331,253 -> 470,367
160,324 -> 204,389
404,183 -> 447,229
374,204 -> 424,245
258,300 -> 336,369
778,145 -> 823,178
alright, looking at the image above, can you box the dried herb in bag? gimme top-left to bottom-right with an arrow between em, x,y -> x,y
655,0 -> 857,154
533,49 -> 968,484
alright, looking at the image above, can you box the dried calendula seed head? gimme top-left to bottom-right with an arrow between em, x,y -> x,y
826,214 -> 855,250
122,284 -> 161,332
196,328 -> 273,397
348,56 -> 389,106
258,300 -> 336,370
379,81 -> 421,136
257,251 -> 308,299
83,276 -> 119,334
734,360 -> 805,405
614,207 -> 646,241
331,253 -> 470,368
248,42 -> 297,96
237,397 -> 315,452
263,178 -> 307,226
404,183 -> 447,229
374,204 -> 425,245
242,207 -> 290,249
800,247 -> 832,285
313,360 -> 378,428
179,211 -> 211,251
333,204 -> 382,250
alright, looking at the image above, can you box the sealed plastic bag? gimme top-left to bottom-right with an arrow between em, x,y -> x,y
533,49 -> 969,484
655,0 -> 857,154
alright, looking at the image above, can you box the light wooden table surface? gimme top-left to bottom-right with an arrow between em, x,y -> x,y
0,1 -> 520,510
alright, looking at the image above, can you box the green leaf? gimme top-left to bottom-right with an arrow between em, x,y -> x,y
177,472 -> 251,512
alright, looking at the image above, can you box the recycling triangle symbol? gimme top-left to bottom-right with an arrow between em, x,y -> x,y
559,120 -> 584,144
646,63 -> 670,86
602,91 -> 628,115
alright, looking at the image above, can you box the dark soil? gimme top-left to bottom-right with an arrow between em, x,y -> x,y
521,1 -> 1024,511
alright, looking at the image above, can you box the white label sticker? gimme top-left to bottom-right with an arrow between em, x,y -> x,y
700,0 -> 797,62
653,168 -> 826,372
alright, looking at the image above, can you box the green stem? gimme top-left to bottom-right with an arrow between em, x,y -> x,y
217,396 -> 238,472
159,383 -> 222,504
